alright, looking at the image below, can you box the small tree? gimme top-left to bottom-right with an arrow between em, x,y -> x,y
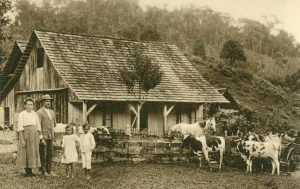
118,49 -> 163,130
220,40 -> 247,64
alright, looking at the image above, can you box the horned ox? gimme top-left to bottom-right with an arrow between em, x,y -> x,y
236,140 -> 280,176
182,135 -> 225,171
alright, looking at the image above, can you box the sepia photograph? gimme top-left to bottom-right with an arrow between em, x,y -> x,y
0,0 -> 300,188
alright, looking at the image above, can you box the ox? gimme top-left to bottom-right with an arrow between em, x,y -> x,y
182,135 -> 225,171
236,140 -> 280,176
170,118 -> 216,139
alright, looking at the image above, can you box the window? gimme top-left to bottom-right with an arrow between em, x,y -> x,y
37,48 -> 44,68
4,107 -> 10,127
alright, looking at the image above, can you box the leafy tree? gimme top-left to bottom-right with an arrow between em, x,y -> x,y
0,0 -> 12,66
118,49 -> 163,130
220,40 -> 247,64
140,27 -> 161,41
192,39 -> 206,58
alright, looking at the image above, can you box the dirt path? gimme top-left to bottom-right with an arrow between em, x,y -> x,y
0,132 -> 17,153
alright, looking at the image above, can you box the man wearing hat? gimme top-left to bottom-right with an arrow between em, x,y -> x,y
36,94 -> 57,176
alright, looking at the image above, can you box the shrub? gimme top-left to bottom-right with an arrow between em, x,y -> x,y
192,40 -> 206,58
220,40 -> 247,64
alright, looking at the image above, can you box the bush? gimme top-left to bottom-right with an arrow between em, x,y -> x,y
235,69 -> 253,82
220,40 -> 247,64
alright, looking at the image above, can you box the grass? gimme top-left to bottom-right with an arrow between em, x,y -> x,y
190,55 -> 300,129
0,153 -> 299,189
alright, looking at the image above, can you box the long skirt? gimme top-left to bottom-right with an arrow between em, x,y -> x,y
16,125 -> 41,168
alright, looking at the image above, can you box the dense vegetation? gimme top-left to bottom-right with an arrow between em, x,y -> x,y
1,0 -> 300,130
2,0 -> 299,57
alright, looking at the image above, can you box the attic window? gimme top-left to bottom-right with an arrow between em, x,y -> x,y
37,48 -> 44,68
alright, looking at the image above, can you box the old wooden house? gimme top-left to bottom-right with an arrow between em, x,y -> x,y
0,41 -> 27,127
0,30 -> 228,136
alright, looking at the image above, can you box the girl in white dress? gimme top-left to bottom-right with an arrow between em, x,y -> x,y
61,125 -> 79,178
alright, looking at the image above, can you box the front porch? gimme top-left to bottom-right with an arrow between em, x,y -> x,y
68,101 -> 206,137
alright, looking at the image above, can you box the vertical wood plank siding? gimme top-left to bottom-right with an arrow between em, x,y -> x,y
0,88 -> 15,127
15,90 -> 68,123
15,40 -> 68,123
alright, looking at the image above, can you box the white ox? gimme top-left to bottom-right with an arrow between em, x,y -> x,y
182,135 -> 225,171
236,139 -> 281,176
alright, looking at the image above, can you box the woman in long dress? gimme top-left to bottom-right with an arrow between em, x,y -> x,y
16,97 -> 42,176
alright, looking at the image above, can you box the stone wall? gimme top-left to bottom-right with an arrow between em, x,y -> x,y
92,136 -> 196,163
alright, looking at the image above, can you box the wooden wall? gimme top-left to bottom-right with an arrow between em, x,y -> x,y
111,102 -> 131,130
80,102 -> 198,137
68,102 -> 83,125
17,41 -> 66,91
14,39 -> 69,123
68,102 -> 131,130
0,88 -> 15,127
15,90 -> 68,123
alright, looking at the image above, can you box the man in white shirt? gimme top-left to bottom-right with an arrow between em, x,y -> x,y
36,94 -> 57,176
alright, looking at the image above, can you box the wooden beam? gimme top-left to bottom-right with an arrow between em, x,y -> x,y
131,116 -> 137,128
166,105 -> 174,116
82,101 -> 87,124
129,104 -> 137,115
86,104 -> 97,116
15,88 -> 67,94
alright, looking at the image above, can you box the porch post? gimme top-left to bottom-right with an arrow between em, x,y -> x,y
196,103 -> 204,121
129,103 -> 141,132
136,104 -> 141,131
163,104 -> 175,135
163,105 -> 167,135
82,101 -> 87,124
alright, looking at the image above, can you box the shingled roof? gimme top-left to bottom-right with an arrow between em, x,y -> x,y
2,31 -> 228,103
0,41 -> 26,92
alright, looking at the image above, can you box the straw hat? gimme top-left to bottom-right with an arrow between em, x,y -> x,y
41,94 -> 54,101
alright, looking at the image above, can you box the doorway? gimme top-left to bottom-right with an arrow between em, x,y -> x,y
140,105 -> 148,131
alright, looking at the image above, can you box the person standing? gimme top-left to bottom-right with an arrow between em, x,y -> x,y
36,94 -> 57,176
16,97 -> 42,177
61,125 -> 80,178
79,123 -> 96,180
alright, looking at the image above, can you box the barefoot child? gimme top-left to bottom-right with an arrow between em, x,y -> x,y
61,125 -> 79,178
79,123 -> 96,179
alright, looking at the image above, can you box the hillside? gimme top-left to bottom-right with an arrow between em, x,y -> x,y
189,53 -> 300,130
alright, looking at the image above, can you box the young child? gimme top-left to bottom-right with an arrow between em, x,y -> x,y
79,123 -> 96,180
61,125 -> 79,178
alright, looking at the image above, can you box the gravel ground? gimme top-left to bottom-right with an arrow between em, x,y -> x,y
0,152 -> 299,189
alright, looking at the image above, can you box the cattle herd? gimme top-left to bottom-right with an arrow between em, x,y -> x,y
171,119 -> 284,176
